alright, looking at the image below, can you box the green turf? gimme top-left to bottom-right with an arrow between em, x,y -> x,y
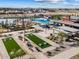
25,34 -> 51,49
2,37 -> 26,59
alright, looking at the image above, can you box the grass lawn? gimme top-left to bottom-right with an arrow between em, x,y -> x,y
25,34 -> 51,49
2,37 -> 26,59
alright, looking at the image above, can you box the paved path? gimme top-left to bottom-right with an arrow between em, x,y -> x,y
49,47 -> 79,59
34,52 -> 48,59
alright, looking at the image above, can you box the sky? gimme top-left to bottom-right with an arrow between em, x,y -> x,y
0,0 -> 79,8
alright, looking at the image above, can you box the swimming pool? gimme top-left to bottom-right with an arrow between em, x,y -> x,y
32,18 -> 50,25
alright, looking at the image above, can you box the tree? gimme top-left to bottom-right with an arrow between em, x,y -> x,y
5,19 -> 9,29
1,21 -> 5,28
57,32 -> 67,43
52,15 -> 62,20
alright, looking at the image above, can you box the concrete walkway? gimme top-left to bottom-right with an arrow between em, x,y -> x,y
50,47 -> 79,59
12,33 -> 33,56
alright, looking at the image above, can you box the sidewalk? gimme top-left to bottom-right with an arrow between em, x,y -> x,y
12,33 -> 32,54
49,47 -> 79,59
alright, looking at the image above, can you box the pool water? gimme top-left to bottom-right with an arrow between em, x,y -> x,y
32,18 -> 50,25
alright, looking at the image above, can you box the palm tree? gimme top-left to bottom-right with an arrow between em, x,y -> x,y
57,32 -> 67,43
49,33 -> 55,41
22,18 -> 25,29
52,27 -> 55,34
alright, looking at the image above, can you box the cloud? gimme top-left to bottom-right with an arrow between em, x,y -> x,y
75,0 -> 79,1
34,0 -> 79,6
48,0 -> 64,2
35,0 -> 44,1
35,0 -> 64,3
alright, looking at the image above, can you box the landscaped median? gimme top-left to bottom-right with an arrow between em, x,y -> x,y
2,37 -> 26,59
25,33 -> 51,49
